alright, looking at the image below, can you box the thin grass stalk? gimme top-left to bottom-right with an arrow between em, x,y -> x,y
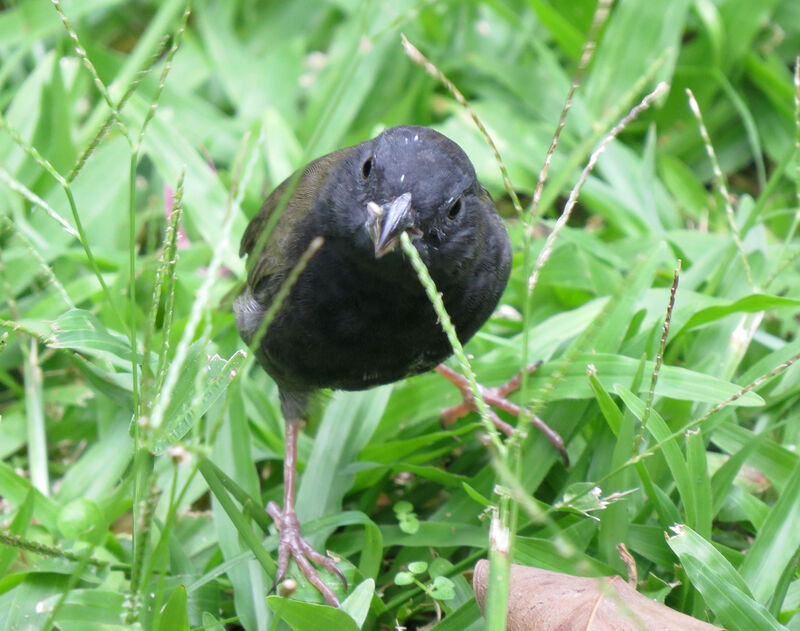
0,532 -> 120,569
41,540 -> 101,631
1,217 -> 74,308
147,128 -> 248,433
156,180 -> 185,392
397,44 -> 525,608
765,245 -> 800,290
67,29 -> 173,182
484,505 -> 511,631
784,57 -> 800,247
395,36 -> 526,446
399,26 -> 611,586
0,167 -> 77,238
0,115 -> 61,187
515,0 -> 612,477
536,51 -> 670,215
129,3 -> 190,423
0,114 -> 124,327
507,83 -> 668,455
128,155 -> 140,420
64,185 -> 124,319
50,0 -> 130,142
75,0 -> 187,149
527,0 -> 612,229
185,131 -> 252,446
236,123 -> 268,209
686,88 -> 755,289
491,455 -> 563,530
183,125 -> 264,445
401,34 -> 524,223
244,237 -> 325,364
527,82 -> 668,294
140,460 -> 181,627
134,1 -> 192,151
635,260 -> 681,449
399,231 -> 504,453
691,352 -> 800,428
129,445 -> 209,626
142,170 -> 185,414
126,468 -> 159,624
794,56 -> 800,228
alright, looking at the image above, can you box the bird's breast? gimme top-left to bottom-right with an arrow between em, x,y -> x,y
256,241 -> 453,392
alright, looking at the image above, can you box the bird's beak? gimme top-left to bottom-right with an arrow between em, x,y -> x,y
366,192 -> 418,258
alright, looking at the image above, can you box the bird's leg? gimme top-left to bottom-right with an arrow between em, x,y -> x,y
435,362 -> 569,466
266,418 -> 346,607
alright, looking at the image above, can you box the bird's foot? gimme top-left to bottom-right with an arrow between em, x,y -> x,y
435,362 -> 569,466
266,501 -> 346,607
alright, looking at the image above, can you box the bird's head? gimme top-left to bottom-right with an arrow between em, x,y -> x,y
326,126 -> 498,270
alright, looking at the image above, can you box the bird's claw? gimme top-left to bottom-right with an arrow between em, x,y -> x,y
266,501 -> 346,607
435,362 -> 569,467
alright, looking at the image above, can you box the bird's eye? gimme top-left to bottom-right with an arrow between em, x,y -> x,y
362,158 -> 373,179
447,198 -> 462,220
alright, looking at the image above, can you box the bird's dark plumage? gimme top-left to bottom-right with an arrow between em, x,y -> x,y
234,125 -> 511,606
236,125 -> 511,396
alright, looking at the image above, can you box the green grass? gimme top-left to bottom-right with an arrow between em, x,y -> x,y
1,0 -> 800,630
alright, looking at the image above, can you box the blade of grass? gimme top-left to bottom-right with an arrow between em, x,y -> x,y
668,525 -> 788,631
199,458 -> 277,577
739,457 -> 800,604
686,429 -> 712,539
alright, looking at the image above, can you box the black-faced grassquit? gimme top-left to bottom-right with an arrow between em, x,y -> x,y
235,125 -> 511,606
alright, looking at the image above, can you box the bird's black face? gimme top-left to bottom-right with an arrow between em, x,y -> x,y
328,126 -> 495,269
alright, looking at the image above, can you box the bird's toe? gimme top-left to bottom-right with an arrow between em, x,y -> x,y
269,505 -> 344,607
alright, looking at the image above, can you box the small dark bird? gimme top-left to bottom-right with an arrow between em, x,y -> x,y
235,125 -> 512,606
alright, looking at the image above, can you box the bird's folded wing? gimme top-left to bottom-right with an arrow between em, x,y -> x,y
240,147 -> 352,290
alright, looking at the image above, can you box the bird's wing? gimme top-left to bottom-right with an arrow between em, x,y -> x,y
240,148 -> 351,289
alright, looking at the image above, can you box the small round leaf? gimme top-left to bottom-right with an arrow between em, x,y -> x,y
429,576 -> 455,601
58,498 -> 104,542
394,571 -> 415,586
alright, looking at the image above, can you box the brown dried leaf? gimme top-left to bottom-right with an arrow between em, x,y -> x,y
473,561 -> 725,631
